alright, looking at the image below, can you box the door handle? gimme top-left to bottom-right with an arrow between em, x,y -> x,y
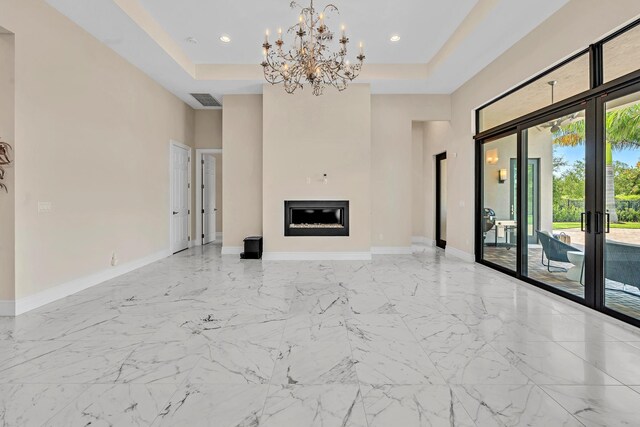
595,212 -> 602,234
605,213 -> 611,233
173,211 -> 179,215
581,212 -> 592,233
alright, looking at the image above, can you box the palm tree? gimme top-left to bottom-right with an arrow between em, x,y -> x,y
0,137 -> 11,193
553,103 -> 640,223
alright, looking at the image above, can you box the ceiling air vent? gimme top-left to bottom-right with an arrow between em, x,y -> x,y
190,93 -> 222,107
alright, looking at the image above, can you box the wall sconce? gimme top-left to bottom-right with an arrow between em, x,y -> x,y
498,169 -> 508,183
486,148 -> 499,165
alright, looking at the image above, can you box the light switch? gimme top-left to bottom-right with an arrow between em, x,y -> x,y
38,201 -> 52,213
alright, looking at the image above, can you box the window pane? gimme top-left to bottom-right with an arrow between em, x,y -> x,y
481,134 -> 517,271
604,24 -> 640,83
479,54 -> 590,132
522,111 -> 586,299
603,90 -> 640,321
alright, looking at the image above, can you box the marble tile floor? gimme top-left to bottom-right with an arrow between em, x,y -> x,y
2,245 -> 640,426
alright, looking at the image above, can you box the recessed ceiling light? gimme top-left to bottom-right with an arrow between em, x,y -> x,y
220,35 -> 231,43
186,37 -> 198,44
390,35 -> 401,42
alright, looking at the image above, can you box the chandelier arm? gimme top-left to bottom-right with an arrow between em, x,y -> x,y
262,0 -> 363,95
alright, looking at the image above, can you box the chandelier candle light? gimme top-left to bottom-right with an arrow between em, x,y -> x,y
261,0 -> 365,96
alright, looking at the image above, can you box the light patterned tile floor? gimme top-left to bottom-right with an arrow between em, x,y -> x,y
1,244 -> 640,426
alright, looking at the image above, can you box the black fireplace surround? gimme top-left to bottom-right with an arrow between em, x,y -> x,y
284,201 -> 349,236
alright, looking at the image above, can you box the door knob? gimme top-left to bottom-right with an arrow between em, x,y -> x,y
173,211 -> 179,215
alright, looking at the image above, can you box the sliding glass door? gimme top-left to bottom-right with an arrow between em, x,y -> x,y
602,86 -> 640,321
480,133 -> 518,272
477,93 -> 640,322
521,108 -> 588,299
474,19 -> 640,328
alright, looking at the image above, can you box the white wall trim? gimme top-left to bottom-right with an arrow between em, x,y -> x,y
411,236 -> 435,246
11,249 -> 171,316
445,246 -> 475,263
215,232 -> 223,242
0,300 -> 15,317
195,148 -> 223,247
221,246 -> 243,255
262,252 -> 372,261
371,246 -> 413,255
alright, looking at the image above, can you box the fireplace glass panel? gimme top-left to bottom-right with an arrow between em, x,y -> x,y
285,201 -> 349,236
290,208 -> 343,228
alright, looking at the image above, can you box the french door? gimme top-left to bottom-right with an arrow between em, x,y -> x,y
510,158 -> 540,244
202,155 -> 217,245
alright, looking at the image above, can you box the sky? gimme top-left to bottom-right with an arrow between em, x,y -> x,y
554,144 -> 640,174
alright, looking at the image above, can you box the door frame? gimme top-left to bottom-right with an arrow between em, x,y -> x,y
195,148 -> 223,246
169,140 -> 192,254
435,152 -> 447,249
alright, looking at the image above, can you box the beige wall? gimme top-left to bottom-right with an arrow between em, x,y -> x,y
1,0 -> 195,299
195,110 -> 222,149
222,95 -> 263,248
220,93 -> 451,253
0,31 -> 15,300
371,95 -> 450,248
262,84 -> 372,253
195,110 -> 223,232
433,0 -> 640,258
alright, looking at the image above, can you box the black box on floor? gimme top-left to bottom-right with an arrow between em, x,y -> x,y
240,236 -> 263,259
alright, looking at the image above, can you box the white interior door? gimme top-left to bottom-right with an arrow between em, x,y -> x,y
203,155 -> 216,244
171,144 -> 189,253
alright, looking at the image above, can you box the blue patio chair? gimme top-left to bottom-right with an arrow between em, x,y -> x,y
605,240 -> 640,293
537,230 -> 582,272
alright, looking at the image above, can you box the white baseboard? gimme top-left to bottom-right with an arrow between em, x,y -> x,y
221,246 -> 243,255
215,232 -> 223,242
371,246 -> 413,255
262,252 -> 372,261
412,245 -> 431,253
10,249 -> 171,316
445,246 -> 475,263
411,236 -> 435,246
0,300 -> 15,317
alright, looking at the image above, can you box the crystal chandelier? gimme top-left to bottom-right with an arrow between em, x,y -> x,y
261,0 -> 365,96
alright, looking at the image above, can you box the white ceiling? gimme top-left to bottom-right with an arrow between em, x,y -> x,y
45,0 -> 569,109
137,0 -> 478,64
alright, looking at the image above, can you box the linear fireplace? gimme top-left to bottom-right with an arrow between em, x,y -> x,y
284,201 -> 349,237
